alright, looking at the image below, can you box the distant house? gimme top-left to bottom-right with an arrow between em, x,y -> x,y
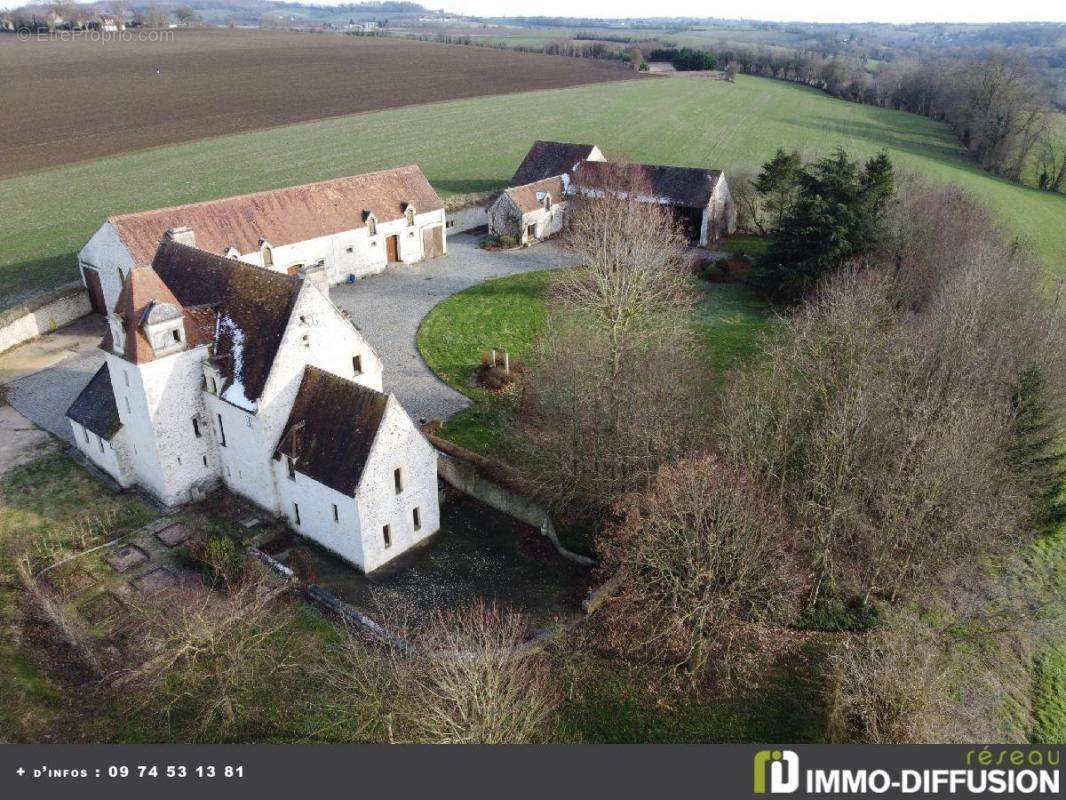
97,16 -> 125,31
67,238 -> 438,573
490,141 -> 736,247
77,165 -> 447,315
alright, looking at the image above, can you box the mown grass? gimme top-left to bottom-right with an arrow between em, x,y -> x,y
3,72 -> 1064,308
416,270 -> 771,456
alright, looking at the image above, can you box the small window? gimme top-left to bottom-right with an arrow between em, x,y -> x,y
394,468 -> 403,494
543,194 -> 552,210
262,245 -> 273,267
286,456 -> 296,481
332,504 -> 339,523
125,396 -> 131,414
352,354 -> 363,376
172,328 -> 181,343
346,245 -> 354,254
209,377 -> 218,394
124,371 -> 130,387
293,503 -> 301,525
382,524 -> 391,549
217,413 -> 227,447
299,315 -> 307,324
192,417 -> 201,438
413,507 -> 421,531
446,219 -> 455,229
405,207 -> 415,226
202,455 -> 208,467
367,216 -> 377,236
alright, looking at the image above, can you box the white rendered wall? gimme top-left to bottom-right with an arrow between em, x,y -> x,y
355,398 -> 440,573
69,420 -> 134,488
273,461 -> 366,569
236,209 -> 447,285
205,391 -> 280,514
106,345 -> 220,506
79,222 -> 136,313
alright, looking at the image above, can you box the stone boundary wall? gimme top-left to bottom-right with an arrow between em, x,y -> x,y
444,191 -> 495,234
0,281 -> 91,355
425,431 -> 594,567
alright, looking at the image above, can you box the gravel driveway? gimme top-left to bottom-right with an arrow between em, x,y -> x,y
4,233 -> 570,445
331,232 -> 571,421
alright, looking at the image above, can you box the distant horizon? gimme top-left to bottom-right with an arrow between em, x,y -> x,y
1,0 -> 1064,24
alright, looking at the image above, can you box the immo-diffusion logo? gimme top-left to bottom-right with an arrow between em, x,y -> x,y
752,747 -> 1061,795
754,750 -> 800,794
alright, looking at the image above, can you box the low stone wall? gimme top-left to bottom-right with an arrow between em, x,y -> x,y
427,432 -> 594,567
445,194 -> 493,234
0,281 -> 91,355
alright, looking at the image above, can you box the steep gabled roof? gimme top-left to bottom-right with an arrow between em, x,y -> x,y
274,366 -> 390,497
110,266 -> 187,364
503,175 -> 567,214
151,239 -> 302,408
67,364 -> 121,440
571,160 -> 723,208
109,165 -> 444,264
510,141 -> 599,186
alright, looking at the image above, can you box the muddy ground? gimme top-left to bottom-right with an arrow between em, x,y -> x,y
0,29 -> 639,177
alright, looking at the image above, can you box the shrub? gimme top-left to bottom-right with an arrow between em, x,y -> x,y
480,234 -> 517,251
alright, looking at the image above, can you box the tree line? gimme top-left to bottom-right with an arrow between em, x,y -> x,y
711,44 -> 1063,192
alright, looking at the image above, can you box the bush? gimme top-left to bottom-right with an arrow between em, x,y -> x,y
480,234 -> 517,250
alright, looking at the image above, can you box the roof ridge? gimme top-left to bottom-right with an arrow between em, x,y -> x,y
108,164 -> 426,224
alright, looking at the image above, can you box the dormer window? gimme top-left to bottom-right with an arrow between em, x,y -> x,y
260,239 -> 273,267
405,206 -> 415,226
543,194 -> 552,210
365,213 -> 377,236
224,247 -> 239,259
141,301 -> 185,356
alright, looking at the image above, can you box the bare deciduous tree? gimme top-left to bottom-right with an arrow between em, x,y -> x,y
559,174 -> 694,381
598,454 -> 800,683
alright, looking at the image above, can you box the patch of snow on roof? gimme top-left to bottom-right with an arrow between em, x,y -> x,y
218,315 -> 258,413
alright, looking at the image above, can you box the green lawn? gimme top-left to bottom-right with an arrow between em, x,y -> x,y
416,269 -> 770,456
3,72 -> 1064,307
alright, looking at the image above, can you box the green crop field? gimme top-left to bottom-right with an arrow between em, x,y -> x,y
2,72 -> 1064,308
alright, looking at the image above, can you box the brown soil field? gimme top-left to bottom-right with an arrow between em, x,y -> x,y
0,28 -> 639,178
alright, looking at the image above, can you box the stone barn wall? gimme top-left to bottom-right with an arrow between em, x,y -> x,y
0,282 -> 92,355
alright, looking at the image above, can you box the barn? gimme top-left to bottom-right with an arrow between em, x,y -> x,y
569,160 -> 736,246
77,165 -> 447,315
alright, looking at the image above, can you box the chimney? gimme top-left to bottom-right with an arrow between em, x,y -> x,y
164,227 -> 196,247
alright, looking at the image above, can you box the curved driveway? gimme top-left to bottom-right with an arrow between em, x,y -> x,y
330,232 -> 572,422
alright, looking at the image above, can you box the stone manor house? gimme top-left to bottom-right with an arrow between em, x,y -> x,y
488,140 -> 737,247
65,149 -> 735,574
67,166 -> 444,573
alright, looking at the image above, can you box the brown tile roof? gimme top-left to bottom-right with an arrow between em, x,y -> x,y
504,175 -> 566,214
571,160 -> 723,208
111,266 -> 186,364
274,366 -> 389,497
109,165 -> 444,264
510,140 -> 599,186
151,239 -> 302,406
66,363 -> 121,440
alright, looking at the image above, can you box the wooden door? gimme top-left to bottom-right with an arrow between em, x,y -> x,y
83,267 -> 106,314
421,225 -> 444,259
386,235 -> 400,263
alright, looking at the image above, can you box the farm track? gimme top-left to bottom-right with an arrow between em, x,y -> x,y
0,29 -> 639,178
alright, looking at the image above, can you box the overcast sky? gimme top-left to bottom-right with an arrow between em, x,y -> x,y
434,0 -> 1063,23
2,0 -> 1061,22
